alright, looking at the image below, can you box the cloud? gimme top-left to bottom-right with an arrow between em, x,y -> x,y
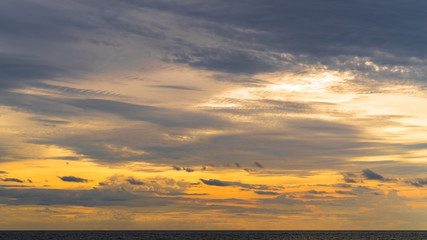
172,166 -> 195,172
126,178 -> 144,186
0,187 -> 170,207
30,117 -> 71,125
200,179 -> 229,187
1,178 -> 24,183
335,190 -> 357,196
332,183 -> 352,189
253,162 -> 264,168
341,172 -> 359,183
0,171 -> 7,174
99,175 -> 193,196
307,190 -> 326,195
362,169 -> 384,181
0,92 -> 225,130
150,85 -> 201,91
135,0 -> 427,61
67,98 -> 225,128
58,176 -> 89,183
167,47 -> 283,74
0,54 -> 63,89
406,178 -> 427,187
0,185 -> 28,188
254,191 -> 280,195
200,178 -> 281,191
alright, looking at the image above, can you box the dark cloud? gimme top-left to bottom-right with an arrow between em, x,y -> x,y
58,176 -> 89,183
307,190 -> 326,195
300,195 -> 335,200
0,187 -> 171,207
0,185 -> 28,188
253,162 -> 264,168
0,171 -> 7,174
200,179 -> 280,191
150,85 -> 201,91
405,178 -> 427,188
0,92 -> 225,129
351,186 -> 376,194
362,169 -> 384,181
30,117 -> 71,125
1,178 -> 24,183
126,178 -> 144,185
254,191 -> 280,196
335,190 -> 357,196
342,172 -> 359,183
0,54 -> 63,89
200,179 -> 229,187
30,82 -> 124,98
260,194 -> 305,206
333,184 -> 352,189
133,0 -> 427,60
68,98 -> 224,128
405,143 -> 427,150
172,166 -> 194,172
167,47 -> 282,74
0,0 -> 94,42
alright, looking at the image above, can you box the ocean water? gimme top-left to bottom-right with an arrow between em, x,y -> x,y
0,231 -> 426,240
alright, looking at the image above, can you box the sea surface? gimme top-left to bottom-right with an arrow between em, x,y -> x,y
0,231 -> 426,240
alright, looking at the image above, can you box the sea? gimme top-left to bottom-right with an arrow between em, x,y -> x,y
0,231 -> 426,240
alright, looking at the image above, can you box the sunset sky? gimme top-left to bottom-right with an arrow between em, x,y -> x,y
1,0 -> 427,230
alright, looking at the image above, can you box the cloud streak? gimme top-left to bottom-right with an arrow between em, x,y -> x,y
200,179 -> 281,191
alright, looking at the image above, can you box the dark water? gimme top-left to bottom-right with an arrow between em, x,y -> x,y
0,231 -> 426,240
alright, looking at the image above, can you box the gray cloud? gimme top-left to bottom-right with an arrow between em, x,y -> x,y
362,169 -> 384,181
167,47 -> 283,74
332,183 -> 352,189
0,54 -> 63,90
1,178 -> 24,183
335,190 -> 357,196
307,190 -> 326,195
0,91 -> 225,129
200,179 -> 229,187
200,179 -> 281,191
58,176 -> 89,183
126,178 -> 144,186
30,118 -> 71,125
0,187 -> 170,207
254,191 -> 280,196
68,98 -> 224,128
136,0 -> 427,58
0,185 -> 28,188
172,166 -> 194,172
253,162 -> 264,168
0,171 -> 7,174
342,172 -> 359,183
405,178 -> 427,188
150,85 -> 201,91
119,0 -> 427,80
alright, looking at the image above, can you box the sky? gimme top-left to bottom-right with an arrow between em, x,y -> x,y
0,0 -> 427,230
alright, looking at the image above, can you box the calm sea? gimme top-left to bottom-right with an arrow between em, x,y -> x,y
0,231 -> 426,240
